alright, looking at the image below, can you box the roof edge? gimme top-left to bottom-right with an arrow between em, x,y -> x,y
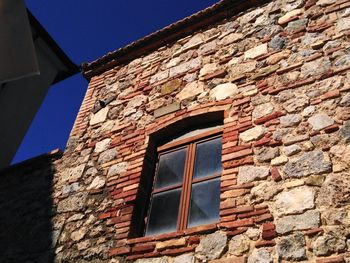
0,149 -> 63,175
27,10 -> 81,83
82,0 -> 270,80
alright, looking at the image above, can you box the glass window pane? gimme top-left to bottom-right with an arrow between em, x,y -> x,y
145,188 -> 181,236
193,137 -> 222,180
188,179 -> 220,228
154,148 -> 187,189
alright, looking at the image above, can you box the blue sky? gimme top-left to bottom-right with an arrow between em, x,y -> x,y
13,0 -> 218,164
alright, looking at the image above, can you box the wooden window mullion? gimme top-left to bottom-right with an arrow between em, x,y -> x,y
179,143 -> 196,230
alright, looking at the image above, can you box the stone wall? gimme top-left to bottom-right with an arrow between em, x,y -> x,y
3,0 -> 350,262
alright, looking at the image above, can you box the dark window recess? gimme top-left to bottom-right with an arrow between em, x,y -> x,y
144,128 -> 223,236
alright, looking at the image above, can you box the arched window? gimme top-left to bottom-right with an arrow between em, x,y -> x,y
130,112 -> 224,237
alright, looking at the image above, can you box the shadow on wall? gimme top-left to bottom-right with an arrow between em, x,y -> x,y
0,151 -> 61,263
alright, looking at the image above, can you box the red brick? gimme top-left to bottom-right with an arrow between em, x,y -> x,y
226,227 -> 248,237
220,205 -> 254,216
255,240 -> 276,248
109,246 -> 131,256
160,246 -> 195,256
316,256 -> 345,263
262,229 -> 277,240
271,167 -> 282,182
254,111 -> 285,125
210,256 -> 247,263
222,148 -> 253,162
201,69 -> 227,81
262,222 -> 275,231
131,243 -> 155,253
324,124 -> 339,133
220,218 -> 254,229
126,251 -> 160,261
188,236 -> 200,245
223,156 -> 254,169
254,213 -> 274,223
304,227 -> 324,236
237,209 -> 269,219
184,223 -> 217,235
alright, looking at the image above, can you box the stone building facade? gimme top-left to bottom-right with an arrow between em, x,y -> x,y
1,0 -> 350,262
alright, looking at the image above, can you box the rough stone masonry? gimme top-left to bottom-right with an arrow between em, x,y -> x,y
1,0 -> 350,262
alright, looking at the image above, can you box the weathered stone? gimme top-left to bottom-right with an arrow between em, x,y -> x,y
247,248 -> 273,263
340,93 -> 350,107
90,107 -> 109,125
250,181 -> 280,202
252,103 -> 274,120
107,162 -> 128,177
94,138 -> 111,153
173,253 -> 195,263
337,17 -> 350,32
244,44 -> 268,60
87,176 -> 106,190
271,155 -> 288,166
269,35 -> 286,51
283,150 -> 332,177
147,98 -> 167,112
126,95 -> 148,109
209,83 -> 238,101
316,0 -> 336,6
283,145 -> 301,156
199,63 -> 219,78
317,173 -> 350,207
340,121 -> 350,142
335,55 -> 350,68
161,79 -> 182,95
57,192 -> 88,213
280,114 -> 302,127
195,231 -> 227,260
267,50 -> 290,65
246,228 -> 260,240
219,33 -> 244,46
313,234 -> 347,256
154,102 -> 181,118
62,182 -> 80,195
239,126 -> 266,142
302,105 -> 316,117
150,70 -> 169,84
285,18 -> 308,33
278,9 -> 303,25
283,96 -> 309,113
277,233 -> 306,261
176,81 -> 204,101
239,8 -> 265,24
276,210 -> 320,234
275,186 -> 315,215
305,175 -> 325,186
252,65 -> 279,80
169,57 -> 202,78
228,234 -> 250,256
254,147 -> 279,162
68,164 -> 86,182
98,148 -> 117,164
230,61 -> 257,78
300,57 -> 331,79
71,227 -> 87,242
135,257 -> 168,263
182,34 -> 204,52
238,166 -> 270,183
323,208 -> 350,225
282,134 -> 309,146
308,113 -> 334,130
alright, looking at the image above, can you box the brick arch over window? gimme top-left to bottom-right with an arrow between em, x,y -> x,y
130,111 -> 225,238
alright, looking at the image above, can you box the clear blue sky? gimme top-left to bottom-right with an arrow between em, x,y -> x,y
13,0 -> 218,164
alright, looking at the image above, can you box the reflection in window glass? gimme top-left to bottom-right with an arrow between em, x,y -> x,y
193,137 -> 222,180
145,188 -> 181,236
188,178 -> 220,228
154,148 -> 187,189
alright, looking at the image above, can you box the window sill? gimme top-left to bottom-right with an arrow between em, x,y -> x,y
127,223 -> 218,245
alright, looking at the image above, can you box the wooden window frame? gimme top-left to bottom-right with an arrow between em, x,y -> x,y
144,127 -> 223,235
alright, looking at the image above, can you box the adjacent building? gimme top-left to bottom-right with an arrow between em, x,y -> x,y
1,0 -> 350,262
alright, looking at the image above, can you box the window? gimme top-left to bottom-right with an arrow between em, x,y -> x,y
144,127 -> 222,236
